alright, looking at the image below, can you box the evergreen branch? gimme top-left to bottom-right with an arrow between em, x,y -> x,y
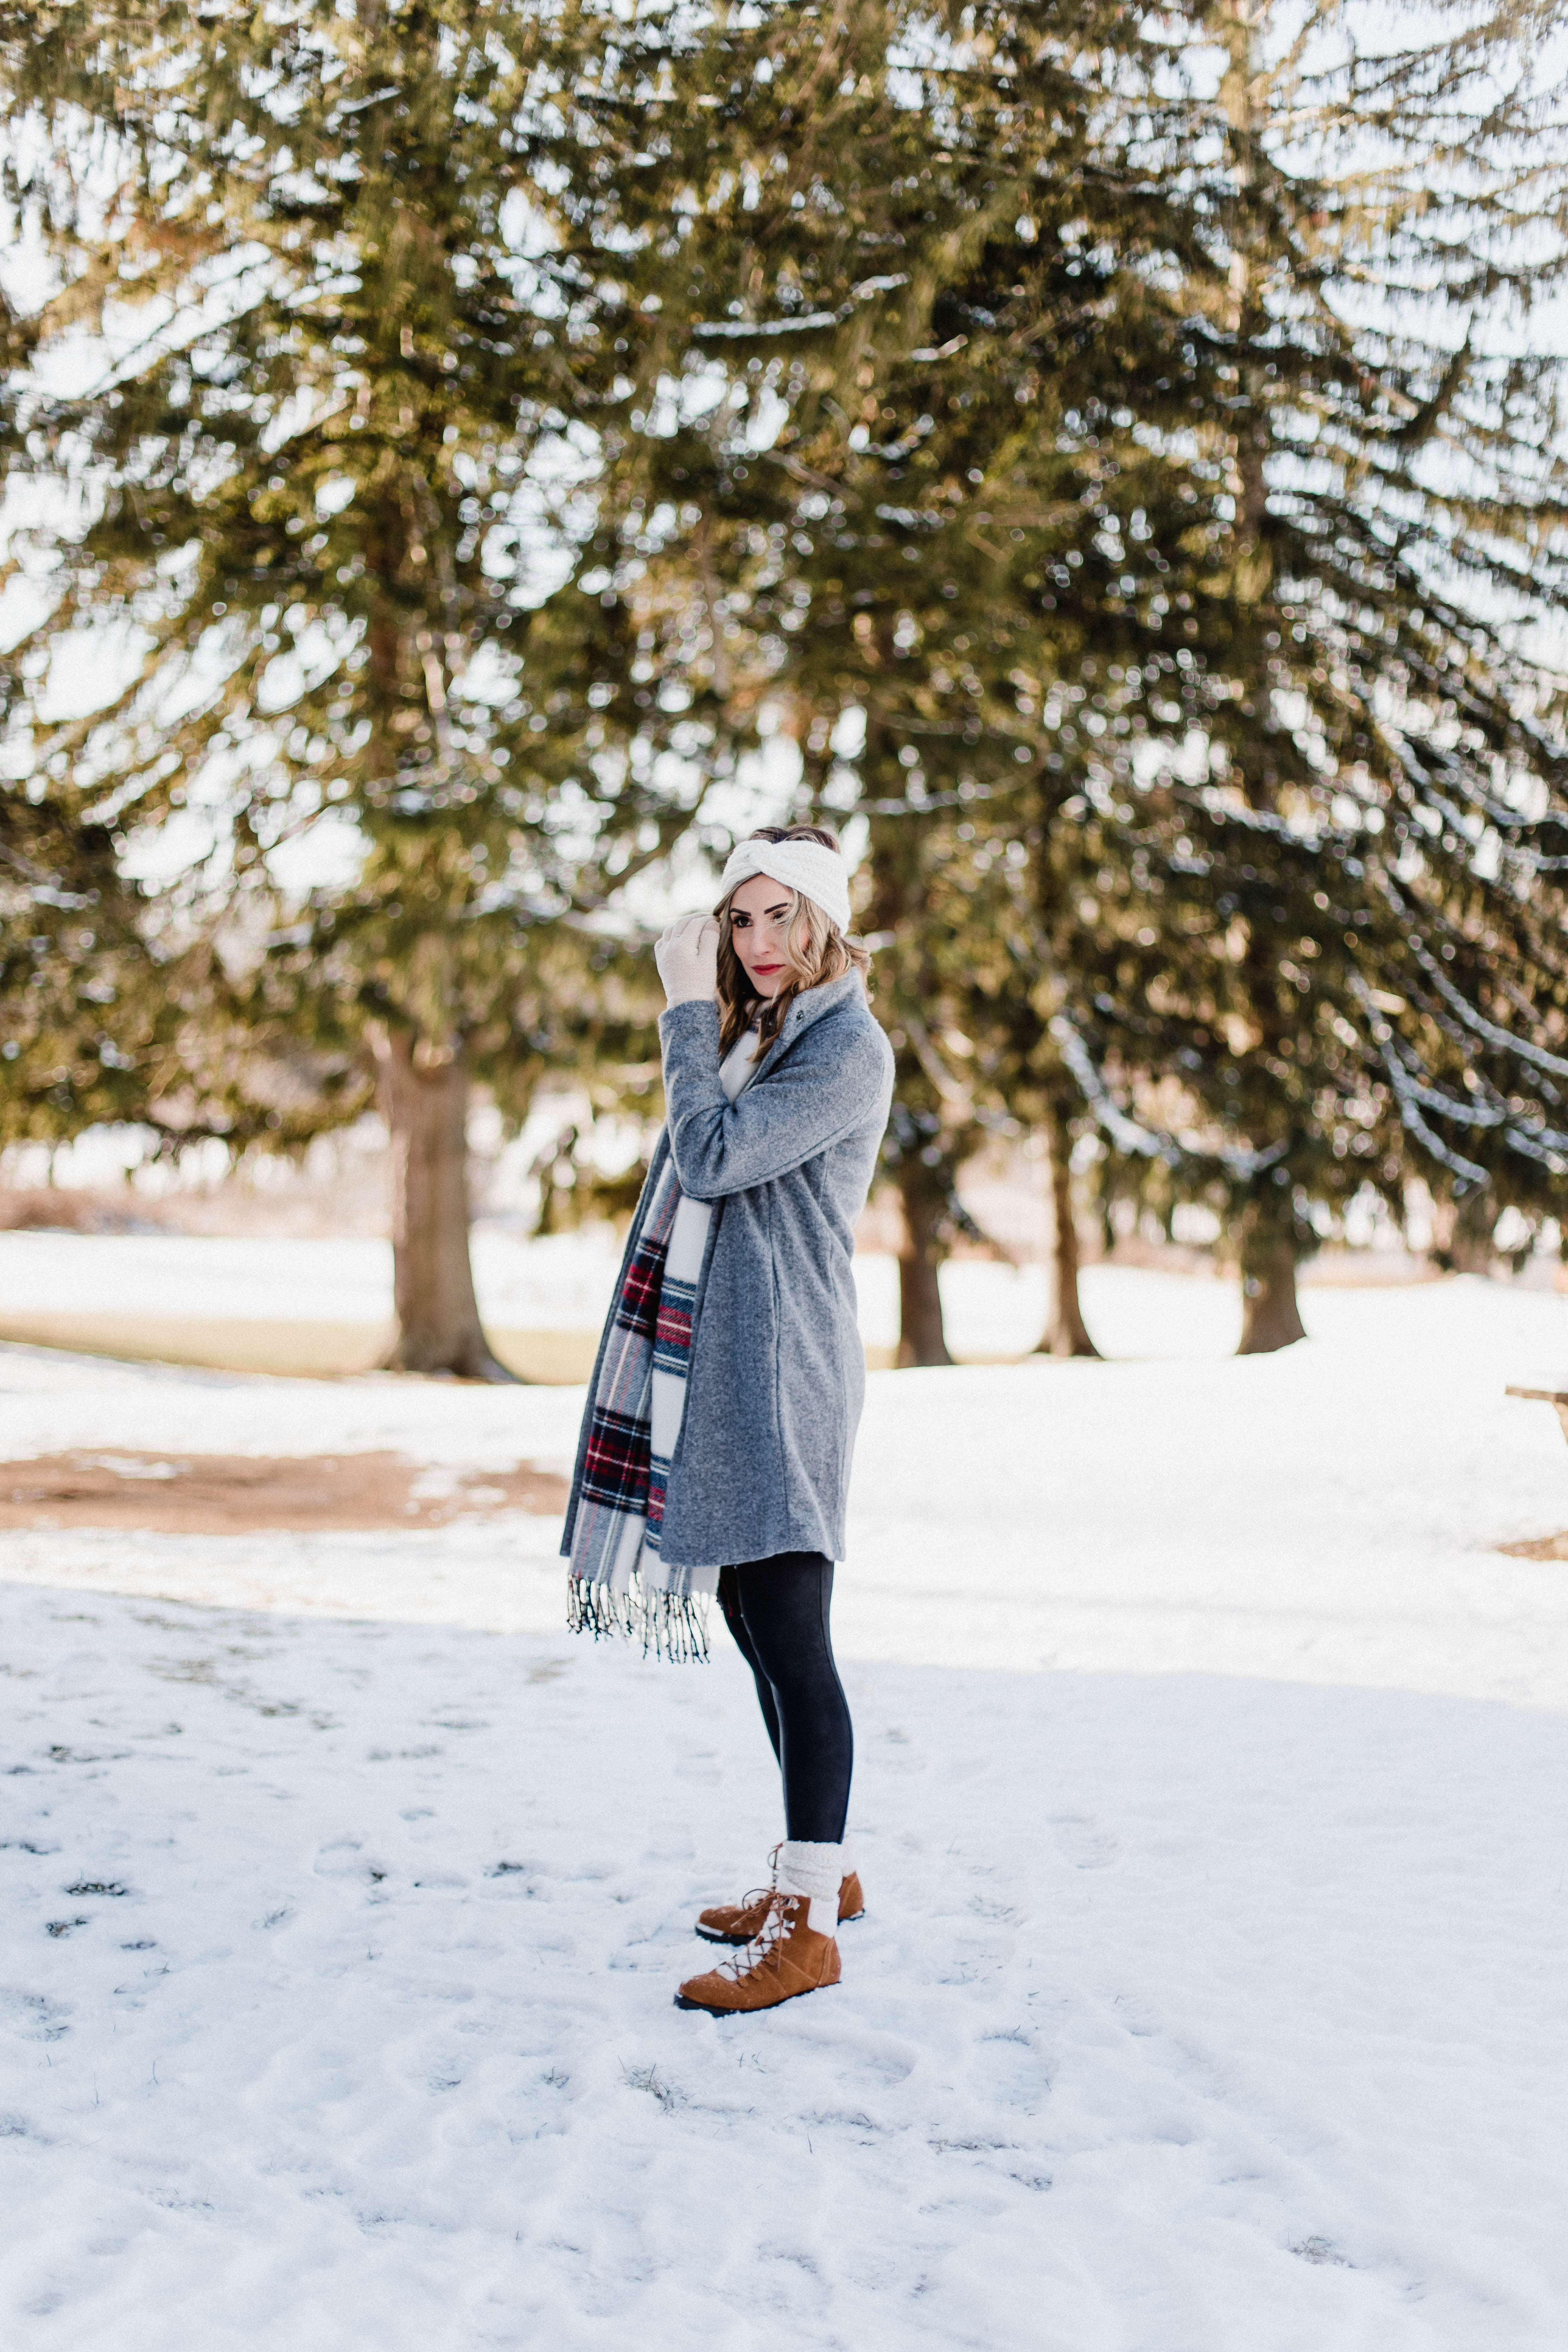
1386,883 -> 1568,1080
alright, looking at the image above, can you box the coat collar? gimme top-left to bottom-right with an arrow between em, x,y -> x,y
750,969 -> 864,1085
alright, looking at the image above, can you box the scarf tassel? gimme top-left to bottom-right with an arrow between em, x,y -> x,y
567,1572 -> 711,1665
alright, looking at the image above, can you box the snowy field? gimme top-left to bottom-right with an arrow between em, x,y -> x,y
2,1261 -> 1568,2348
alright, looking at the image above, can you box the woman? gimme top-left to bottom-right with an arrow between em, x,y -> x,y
561,824 -> 894,2014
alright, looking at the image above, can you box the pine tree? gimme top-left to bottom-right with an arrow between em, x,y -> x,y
699,0 -> 1568,1351
499,0 -> 1022,1361
601,0 -> 1226,1357
551,0 -> 1194,1359
1035,0 -> 1568,1341
0,1 -> 733,1372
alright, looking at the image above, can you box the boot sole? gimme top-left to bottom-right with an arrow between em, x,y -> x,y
673,1979 -> 837,2016
695,1909 -> 863,1947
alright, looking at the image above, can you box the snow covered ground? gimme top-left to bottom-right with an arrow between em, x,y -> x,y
2,1263 -> 1568,2348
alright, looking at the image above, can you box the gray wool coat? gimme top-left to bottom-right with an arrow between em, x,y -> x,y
561,970 -> 894,1569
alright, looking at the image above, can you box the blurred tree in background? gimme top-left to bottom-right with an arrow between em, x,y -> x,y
0,0 -> 736,1372
1079,0 -> 1568,1348
651,0 -> 1568,1357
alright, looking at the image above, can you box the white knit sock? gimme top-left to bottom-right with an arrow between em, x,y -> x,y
777,1839 -> 844,1938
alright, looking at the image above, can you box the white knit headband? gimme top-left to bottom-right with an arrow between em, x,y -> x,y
719,837 -> 853,934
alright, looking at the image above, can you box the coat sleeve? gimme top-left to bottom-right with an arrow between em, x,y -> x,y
658,998 -> 890,1200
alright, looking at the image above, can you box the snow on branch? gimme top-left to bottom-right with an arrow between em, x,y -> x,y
1351,980 -> 1495,1190
1051,1017 -> 1289,1180
691,274 -> 909,342
1387,893 -> 1568,1082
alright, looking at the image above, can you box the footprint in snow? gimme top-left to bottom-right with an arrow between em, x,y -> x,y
1051,1814 -> 1120,1870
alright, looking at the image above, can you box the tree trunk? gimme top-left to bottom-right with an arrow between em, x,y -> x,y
1033,1101 -> 1100,1359
372,1027 -> 515,1381
1442,1191 -> 1496,1275
895,1163 -> 953,1367
1237,1233 -> 1307,1355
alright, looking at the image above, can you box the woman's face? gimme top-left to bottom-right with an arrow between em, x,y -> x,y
727,874 -> 798,999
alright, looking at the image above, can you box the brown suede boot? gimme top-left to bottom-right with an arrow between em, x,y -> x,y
676,1893 -> 841,2015
695,1868 -> 864,1946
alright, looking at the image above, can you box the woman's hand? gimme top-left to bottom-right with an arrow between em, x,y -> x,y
655,913 -> 720,1007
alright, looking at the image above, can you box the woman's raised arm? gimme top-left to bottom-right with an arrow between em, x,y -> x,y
658,997 -> 890,1200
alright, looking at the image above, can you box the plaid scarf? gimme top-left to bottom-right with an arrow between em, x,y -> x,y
565,1153 -> 718,1661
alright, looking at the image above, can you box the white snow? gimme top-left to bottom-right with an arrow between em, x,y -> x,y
2,1262 -> 1568,2348
0,1225 -> 623,1334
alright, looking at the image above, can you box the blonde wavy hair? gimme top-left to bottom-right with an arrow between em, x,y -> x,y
715,824 -> 871,1058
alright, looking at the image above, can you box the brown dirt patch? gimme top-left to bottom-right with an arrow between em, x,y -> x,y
1498,1531 -> 1568,1562
0,1450 -> 568,1535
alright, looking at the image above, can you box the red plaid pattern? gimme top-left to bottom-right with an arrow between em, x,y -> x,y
614,1236 -> 667,1342
566,1152 -> 710,1658
580,1405 -> 652,1515
655,1297 -> 693,1351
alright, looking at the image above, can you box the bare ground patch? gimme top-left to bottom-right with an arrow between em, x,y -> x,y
0,1450 -> 568,1535
1498,1531 -> 1568,1562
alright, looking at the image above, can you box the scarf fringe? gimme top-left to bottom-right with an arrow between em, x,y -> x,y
567,1571 -> 711,1665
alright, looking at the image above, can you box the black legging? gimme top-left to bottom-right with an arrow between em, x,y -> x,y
716,1552 -> 853,1846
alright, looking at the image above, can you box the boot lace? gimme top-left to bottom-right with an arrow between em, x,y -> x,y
727,1843 -> 783,1919
714,1889 -> 803,1984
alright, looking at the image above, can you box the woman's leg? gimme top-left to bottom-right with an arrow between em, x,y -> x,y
729,1551 -> 853,1846
715,1564 -> 782,1762
676,1554 -> 854,1999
